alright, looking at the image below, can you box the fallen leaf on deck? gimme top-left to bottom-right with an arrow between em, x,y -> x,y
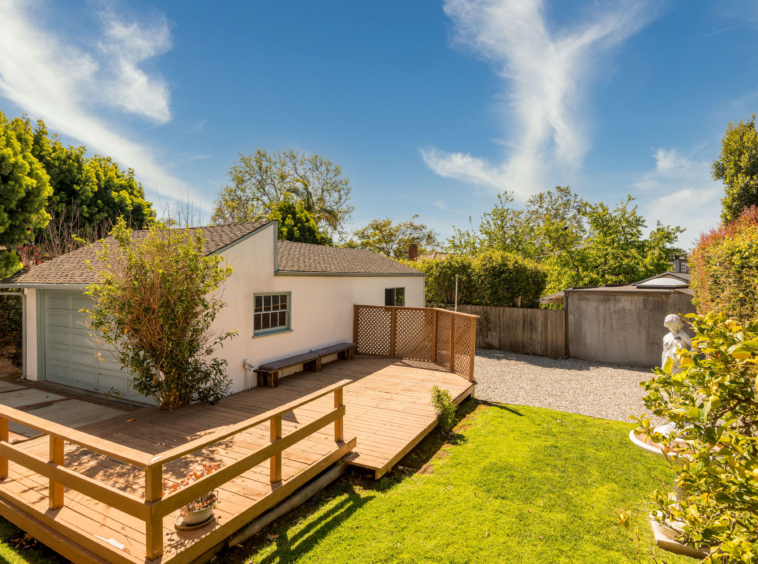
126,419 -> 135,422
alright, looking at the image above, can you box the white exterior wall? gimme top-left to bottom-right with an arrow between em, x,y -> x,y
24,288 -> 38,381
213,224 -> 425,393
19,225 -> 425,395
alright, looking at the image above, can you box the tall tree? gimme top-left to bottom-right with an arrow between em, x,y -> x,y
713,114 -> 758,223
268,193 -> 332,245
351,215 -> 440,259
30,119 -> 154,228
542,196 -> 683,294
447,187 -> 585,258
0,112 -> 52,278
212,148 -> 353,238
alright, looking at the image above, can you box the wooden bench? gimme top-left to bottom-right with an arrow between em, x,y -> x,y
255,342 -> 358,388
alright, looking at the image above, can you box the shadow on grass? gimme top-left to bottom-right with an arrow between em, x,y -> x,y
217,485 -> 372,564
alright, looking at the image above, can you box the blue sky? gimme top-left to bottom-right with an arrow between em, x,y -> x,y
0,0 -> 756,248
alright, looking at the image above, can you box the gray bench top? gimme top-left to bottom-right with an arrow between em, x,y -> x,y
257,342 -> 357,372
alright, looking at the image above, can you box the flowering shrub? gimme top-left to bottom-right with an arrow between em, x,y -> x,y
634,313 -> 758,562
690,205 -> 758,321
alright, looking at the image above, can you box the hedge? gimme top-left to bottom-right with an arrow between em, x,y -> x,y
407,251 -> 547,308
690,205 -> 758,321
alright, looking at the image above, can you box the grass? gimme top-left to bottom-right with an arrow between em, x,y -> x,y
0,400 -> 694,564
213,400 -> 693,564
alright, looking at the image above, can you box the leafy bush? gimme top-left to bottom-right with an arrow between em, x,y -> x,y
473,250 -> 548,307
268,192 -> 332,245
411,255 -> 475,306
0,290 -> 22,367
86,219 -> 237,410
634,313 -> 758,562
690,205 -> 758,321
431,385 -> 456,433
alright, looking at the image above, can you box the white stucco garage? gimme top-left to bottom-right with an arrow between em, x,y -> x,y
0,221 -> 425,403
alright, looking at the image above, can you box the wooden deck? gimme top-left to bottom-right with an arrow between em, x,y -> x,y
0,356 -> 473,563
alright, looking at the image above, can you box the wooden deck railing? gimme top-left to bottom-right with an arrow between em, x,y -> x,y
353,305 -> 477,381
0,379 -> 352,560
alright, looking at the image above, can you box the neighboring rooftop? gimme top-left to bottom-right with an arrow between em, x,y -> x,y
0,221 -> 423,286
537,272 -> 693,305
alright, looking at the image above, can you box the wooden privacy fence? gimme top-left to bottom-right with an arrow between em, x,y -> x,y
353,305 -> 477,381
0,379 -> 351,561
457,305 -> 565,359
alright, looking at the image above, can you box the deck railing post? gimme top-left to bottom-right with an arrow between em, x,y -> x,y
469,318 -> 476,382
449,312 -> 456,374
353,304 -> 359,348
0,417 -> 7,480
270,415 -> 282,483
389,308 -> 397,358
334,388 -> 344,442
145,465 -> 163,560
49,436 -> 64,509
431,310 -> 437,364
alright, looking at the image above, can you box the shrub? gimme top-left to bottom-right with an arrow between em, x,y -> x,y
86,219 -> 237,410
690,205 -> 758,321
634,313 -> 758,562
0,290 -> 22,368
472,250 -> 548,307
431,385 -> 456,433
410,255 -> 475,306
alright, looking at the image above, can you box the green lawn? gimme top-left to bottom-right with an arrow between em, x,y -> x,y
0,400 -> 694,564
214,400 -> 692,564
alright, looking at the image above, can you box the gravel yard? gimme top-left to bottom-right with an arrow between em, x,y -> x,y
474,349 -> 658,423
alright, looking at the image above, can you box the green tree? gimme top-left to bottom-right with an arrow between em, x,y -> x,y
351,215 -> 440,259
447,192 -> 538,257
212,148 -> 353,238
30,119 -> 154,228
268,193 -> 332,245
542,197 -> 683,295
447,187 -> 585,259
0,111 -> 52,277
473,250 -> 548,307
713,114 -> 758,223
85,219 -> 236,410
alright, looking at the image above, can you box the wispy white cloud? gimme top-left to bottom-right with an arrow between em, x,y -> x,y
0,0 -> 208,207
424,0 -> 654,199
635,148 -> 722,248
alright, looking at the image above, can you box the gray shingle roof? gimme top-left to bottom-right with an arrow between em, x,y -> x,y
277,241 -> 423,276
0,222 -> 424,286
0,222 -> 269,286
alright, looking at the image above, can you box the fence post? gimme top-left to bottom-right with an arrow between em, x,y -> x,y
389,308 -> 397,358
49,436 -> 64,509
145,465 -> 163,559
449,312 -> 456,374
468,318 -> 476,382
334,388 -> 344,442
431,310 -> 437,364
270,415 -> 282,482
0,417 -> 7,480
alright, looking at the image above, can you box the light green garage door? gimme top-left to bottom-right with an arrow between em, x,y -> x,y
42,291 -> 153,404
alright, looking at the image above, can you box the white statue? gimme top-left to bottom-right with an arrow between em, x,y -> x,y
662,314 -> 692,374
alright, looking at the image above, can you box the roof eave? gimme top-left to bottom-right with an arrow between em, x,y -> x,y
0,282 -> 90,290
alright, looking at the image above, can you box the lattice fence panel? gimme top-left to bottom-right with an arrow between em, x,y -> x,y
356,306 -> 392,356
436,311 -> 452,370
453,315 -> 475,380
395,308 -> 434,361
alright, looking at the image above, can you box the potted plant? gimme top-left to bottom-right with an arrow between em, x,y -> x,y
180,491 -> 218,525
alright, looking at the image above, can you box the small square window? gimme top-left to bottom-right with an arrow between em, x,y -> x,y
385,288 -> 405,307
253,293 -> 291,336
